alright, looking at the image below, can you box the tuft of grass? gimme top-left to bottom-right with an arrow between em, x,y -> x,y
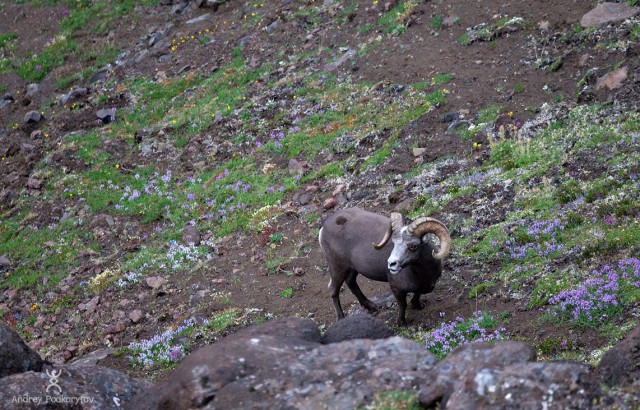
0,33 -> 17,48
279,287 -> 294,298
377,0 -> 417,35
362,390 -> 421,410
429,15 -> 443,30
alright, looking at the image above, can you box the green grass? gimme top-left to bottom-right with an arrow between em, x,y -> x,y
429,15 -> 443,30
377,0 -> 417,35
0,33 -> 17,48
361,390 -> 421,410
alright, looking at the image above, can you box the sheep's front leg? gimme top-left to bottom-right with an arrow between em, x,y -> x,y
346,272 -> 380,314
410,293 -> 425,310
391,286 -> 408,326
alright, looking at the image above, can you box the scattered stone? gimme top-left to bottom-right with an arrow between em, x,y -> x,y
96,108 -> 116,124
394,197 -> 414,212
89,66 -> 111,84
84,295 -> 101,315
0,93 -> 14,110
177,64 -> 191,75
412,147 -> 427,157
580,2 -> 639,28
264,19 -> 281,34
0,323 -> 44,378
288,158 -> 307,175
20,142 -> 35,153
145,276 -> 167,289
596,66 -> 628,91
323,197 -> 337,209
441,112 -> 460,123
58,87 -> 88,105
26,178 -> 42,190
442,16 -> 459,28
538,20 -> 550,30
70,348 -> 116,367
293,192 -> 313,206
23,110 -> 42,125
182,224 -> 201,245
0,255 -> 10,268
26,83 -> 38,97
104,322 -> 126,335
324,48 -> 356,71
332,184 -> 345,196
186,13 -> 210,24
171,1 -> 190,14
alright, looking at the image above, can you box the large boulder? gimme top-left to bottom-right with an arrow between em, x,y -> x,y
580,2 -> 639,28
129,317 -> 322,409
130,317 -> 438,410
597,323 -> 640,387
0,323 -> 44,378
419,342 -> 600,408
0,365 -> 150,409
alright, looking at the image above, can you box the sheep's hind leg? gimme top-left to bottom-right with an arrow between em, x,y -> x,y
345,272 -> 380,315
410,293 -> 425,310
329,272 -> 347,320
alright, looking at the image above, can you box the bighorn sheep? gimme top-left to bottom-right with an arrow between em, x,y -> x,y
318,208 -> 451,326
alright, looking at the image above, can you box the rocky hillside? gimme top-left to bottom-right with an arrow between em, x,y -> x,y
1,0 -> 640,408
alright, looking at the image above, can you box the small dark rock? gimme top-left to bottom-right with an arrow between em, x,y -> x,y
182,224 -> 201,245
442,112 -> 461,123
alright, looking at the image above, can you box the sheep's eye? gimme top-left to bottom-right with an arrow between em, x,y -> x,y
408,243 -> 418,251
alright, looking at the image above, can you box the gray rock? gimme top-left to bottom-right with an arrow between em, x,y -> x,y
0,255 -> 9,268
0,365 -> 149,409
294,192 -> 313,206
96,108 -> 116,124
23,110 -> 42,125
26,178 -> 42,190
182,224 -> 201,245
324,49 -> 356,72
186,13 -> 210,24
446,361 -> 597,409
129,310 -> 144,324
145,276 -> 167,289
171,1 -> 189,14
581,2 -> 639,28
59,87 -> 88,105
70,348 -> 115,367
419,342 -> 536,407
26,84 -> 38,97
322,313 -> 394,344
0,323 -> 44,378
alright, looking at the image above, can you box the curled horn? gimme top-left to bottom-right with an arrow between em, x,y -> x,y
372,212 -> 403,250
407,217 -> 451,259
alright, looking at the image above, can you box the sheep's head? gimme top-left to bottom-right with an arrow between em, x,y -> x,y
372,212 -> 451,275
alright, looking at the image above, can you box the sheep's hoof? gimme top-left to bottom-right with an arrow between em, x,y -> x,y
396,318 -> 408,327
410,300 -> 425,310
364,302 -> 380,315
